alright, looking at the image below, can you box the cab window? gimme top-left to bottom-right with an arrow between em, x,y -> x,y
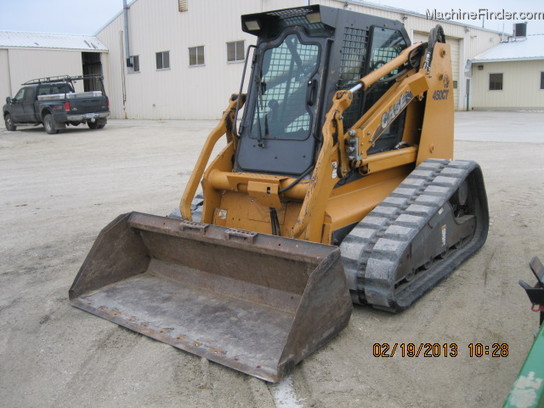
14,88 -> 25,102
249,34 -> 320,141
38,84 -> 73,96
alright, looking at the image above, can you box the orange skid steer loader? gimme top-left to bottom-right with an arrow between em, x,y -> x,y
70,5 -> 488,382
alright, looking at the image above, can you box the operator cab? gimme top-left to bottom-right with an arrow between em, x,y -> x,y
235,5 -> 410,176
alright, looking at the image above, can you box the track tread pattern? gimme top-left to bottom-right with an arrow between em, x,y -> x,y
340,159 -> 483,310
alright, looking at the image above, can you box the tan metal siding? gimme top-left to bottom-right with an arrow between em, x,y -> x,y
471,60 -> 544,110
449,38 -> 460,108
414,32 -> 467,110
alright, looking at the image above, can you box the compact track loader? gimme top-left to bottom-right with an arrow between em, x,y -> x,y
70,5 -> 489,382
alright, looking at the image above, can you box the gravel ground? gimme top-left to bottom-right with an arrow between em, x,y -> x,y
1,111 -> 543,408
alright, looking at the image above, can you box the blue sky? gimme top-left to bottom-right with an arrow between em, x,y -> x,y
0,0 -> 542,35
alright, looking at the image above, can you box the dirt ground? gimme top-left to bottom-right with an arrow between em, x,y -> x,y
1,111 -> 543,408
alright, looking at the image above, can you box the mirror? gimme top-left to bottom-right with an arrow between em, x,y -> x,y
5,97 -> 12,105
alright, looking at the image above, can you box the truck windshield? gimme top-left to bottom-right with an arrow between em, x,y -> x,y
250,34 -> 320,141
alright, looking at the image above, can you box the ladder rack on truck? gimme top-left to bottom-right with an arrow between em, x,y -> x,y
23,74 -> 104,86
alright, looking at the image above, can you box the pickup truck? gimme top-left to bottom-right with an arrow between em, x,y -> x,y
3,75 -> 110,134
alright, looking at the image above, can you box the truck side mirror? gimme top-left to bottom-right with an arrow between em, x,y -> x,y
6,97 -> 12,105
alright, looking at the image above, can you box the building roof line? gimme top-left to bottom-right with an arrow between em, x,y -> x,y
0,29 -> 104,38
472,57 -> 544,63
336,0 -> 509,35
0,30 -> 108,51
95,0 -> 510,37
95,0 -> 140,35
471,34 -> 544,62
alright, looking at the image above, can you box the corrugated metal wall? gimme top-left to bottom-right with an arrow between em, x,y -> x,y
319,0 -> 502,112
97,17 -> 126,118
413,32 -> 460,108
321,0 -> 501,112
0,48 -> 87,97
98,0 -> 302,120
470,60 -> 544,110
0,50 -> 11,99
98,0 -> 502,119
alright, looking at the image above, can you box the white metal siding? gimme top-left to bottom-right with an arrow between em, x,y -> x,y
320,0 -> 501,111
97,0 -> 502,119
96,17 -> 125,118
0,49 -> 11,99
3,49 -> 85,95
98,0 -> 274,120
471,60 -> 544,110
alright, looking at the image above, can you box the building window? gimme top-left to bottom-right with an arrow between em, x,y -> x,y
189,46 -> 204,66
489,73 -> 503,90
178,0 -> 188,12
541,72 -> 544,90
156,51 -> 170,70
227,40 -> 245,62
128,55 -> 140,73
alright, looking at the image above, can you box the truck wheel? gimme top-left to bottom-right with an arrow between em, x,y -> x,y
4,114 -> 17,131
43,114 -> 58,134
87,119 -> 106,130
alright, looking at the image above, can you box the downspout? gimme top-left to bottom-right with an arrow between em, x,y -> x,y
464,59 -> 472,111
6,49 -> 13,96
122,0 -> 130,118
123,0 -> 131,67
120,31 -> 127,118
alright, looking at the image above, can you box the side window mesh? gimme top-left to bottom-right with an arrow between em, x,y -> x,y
338,28 -> 369,130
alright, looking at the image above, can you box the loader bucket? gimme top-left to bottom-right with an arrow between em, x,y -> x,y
70,212 -> 352,382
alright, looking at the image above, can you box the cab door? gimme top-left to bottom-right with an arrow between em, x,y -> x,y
236,30 -> 326,176
22,87 -> 38,122
9,88 -> 26,122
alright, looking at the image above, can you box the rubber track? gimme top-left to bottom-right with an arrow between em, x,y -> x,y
340,159 -> 484,311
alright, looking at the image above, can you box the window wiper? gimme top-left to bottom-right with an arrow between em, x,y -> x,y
255,66 -> 270,148
264,112 -> 270,140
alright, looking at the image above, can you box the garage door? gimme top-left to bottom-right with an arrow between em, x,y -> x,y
413,31 -> 461,109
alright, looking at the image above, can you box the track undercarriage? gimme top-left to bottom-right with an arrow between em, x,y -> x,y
341,159 -> 489,311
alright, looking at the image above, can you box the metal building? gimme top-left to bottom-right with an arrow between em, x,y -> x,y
0,31 -> 107,99
468,34 -> 544,110
96,0 -> 503,119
